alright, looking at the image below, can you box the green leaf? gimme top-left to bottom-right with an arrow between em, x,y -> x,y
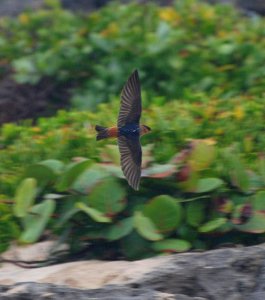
199,218 -> 227,233
121,231 -> 152,260
152,239 -> 191,253
14,178 -> 37,218
105,217 -> 133,241
195,178 -> 224,193
25,164 -> 56,187
72,166 -> 108,193
253,191 -> 265,211
76,202 -> 111,223
55,195 -> 82,227
39,159 -> 64,174
178,169 -> 199,192
88,179 -> 126,216
236,212 -> 265,233
260,156 -> 265,184
57,159 -> 92,191
189,141 -> 215,171
134,211 -> 163,241
224,151 -> 250,193
142,164 -> 176,178
143,195 -> 182,233
20,199 -> 55,243
186,201 -> 206,227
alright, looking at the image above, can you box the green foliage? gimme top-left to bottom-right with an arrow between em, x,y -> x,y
0,137 -> 263,258
0,1 -> 265,109
14,178 -> 37,217
0,203 -> 20,252
152,239 -> 191,253
20,199 -> 55,243
0,0 -> 265,257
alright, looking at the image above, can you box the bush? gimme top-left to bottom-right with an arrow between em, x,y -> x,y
0,96 -> 264,258
0,0 -> 265,258
11,140 -> 265,260
0,0 -> 265,109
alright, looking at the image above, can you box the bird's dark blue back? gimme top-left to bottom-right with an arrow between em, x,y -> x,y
119,123 -> 140,138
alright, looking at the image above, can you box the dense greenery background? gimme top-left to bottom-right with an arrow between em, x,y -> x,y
0,0 -> 264,260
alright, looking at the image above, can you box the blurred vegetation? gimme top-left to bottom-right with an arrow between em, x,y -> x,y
0,0 -> 265,258
0,0 -> 265,109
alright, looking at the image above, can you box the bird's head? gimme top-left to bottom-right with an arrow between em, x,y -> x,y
141,125 -> 151,135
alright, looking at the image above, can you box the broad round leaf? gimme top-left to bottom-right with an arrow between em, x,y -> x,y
39,159 -> 64,174
134,211 -> 163,241
14,178 -> 37,218
72,167 -> 108,193
195,178 -> 224,193
20,199 -> 55,243
88,179 -> 126,216
143,195 -> 182,233
106,217 -> 134,241
25,164 -> 56,187
56,159 -> 92,191
152,239 -> 191,253
236,211 -> 265,233
186,201 -> 206,227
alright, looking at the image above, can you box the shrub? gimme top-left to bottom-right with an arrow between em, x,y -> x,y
0,98 -> 264,257
0,0 -> 264,109
0,0 -> 265,258
11,140 -> 265,260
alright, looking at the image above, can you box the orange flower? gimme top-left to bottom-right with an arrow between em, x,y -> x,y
31,127 -> 41,133
100,22 -> 119,37
19,13 -> 30,25
159,7 -> 180,25
201,7 -> 215,20
233,106 -> 245,120
215,128 -> 224,135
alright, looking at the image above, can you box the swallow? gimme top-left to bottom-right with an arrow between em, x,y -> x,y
95,70 -> 151,190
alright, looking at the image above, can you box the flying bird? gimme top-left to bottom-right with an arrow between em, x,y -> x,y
95,70 -> 151,190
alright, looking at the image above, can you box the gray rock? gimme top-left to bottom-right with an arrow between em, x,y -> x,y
1,244 -> 265,299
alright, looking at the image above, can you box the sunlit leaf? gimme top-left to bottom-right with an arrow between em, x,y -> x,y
134,211 -> 163,241
199,218 -> 227,233
142,164 -> 176,178
189,141 -> 216,171
76,202 -> 111,223
152,239 -> 191,253
88,179 -> 126,216
236,212 -> 265,233
72,166 -> 108,193
143,195 -> 182,233
195,178 -> 224,193
14,178 -> 37,218
20,199 -> 55,243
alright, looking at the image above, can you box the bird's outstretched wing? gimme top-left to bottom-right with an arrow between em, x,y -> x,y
118,70 -> 142,128
118,135 -> 142,190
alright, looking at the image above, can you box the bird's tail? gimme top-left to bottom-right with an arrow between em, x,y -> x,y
95,125 -> 109,141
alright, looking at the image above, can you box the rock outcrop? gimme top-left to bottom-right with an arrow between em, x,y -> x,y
1,242 -> 265,299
